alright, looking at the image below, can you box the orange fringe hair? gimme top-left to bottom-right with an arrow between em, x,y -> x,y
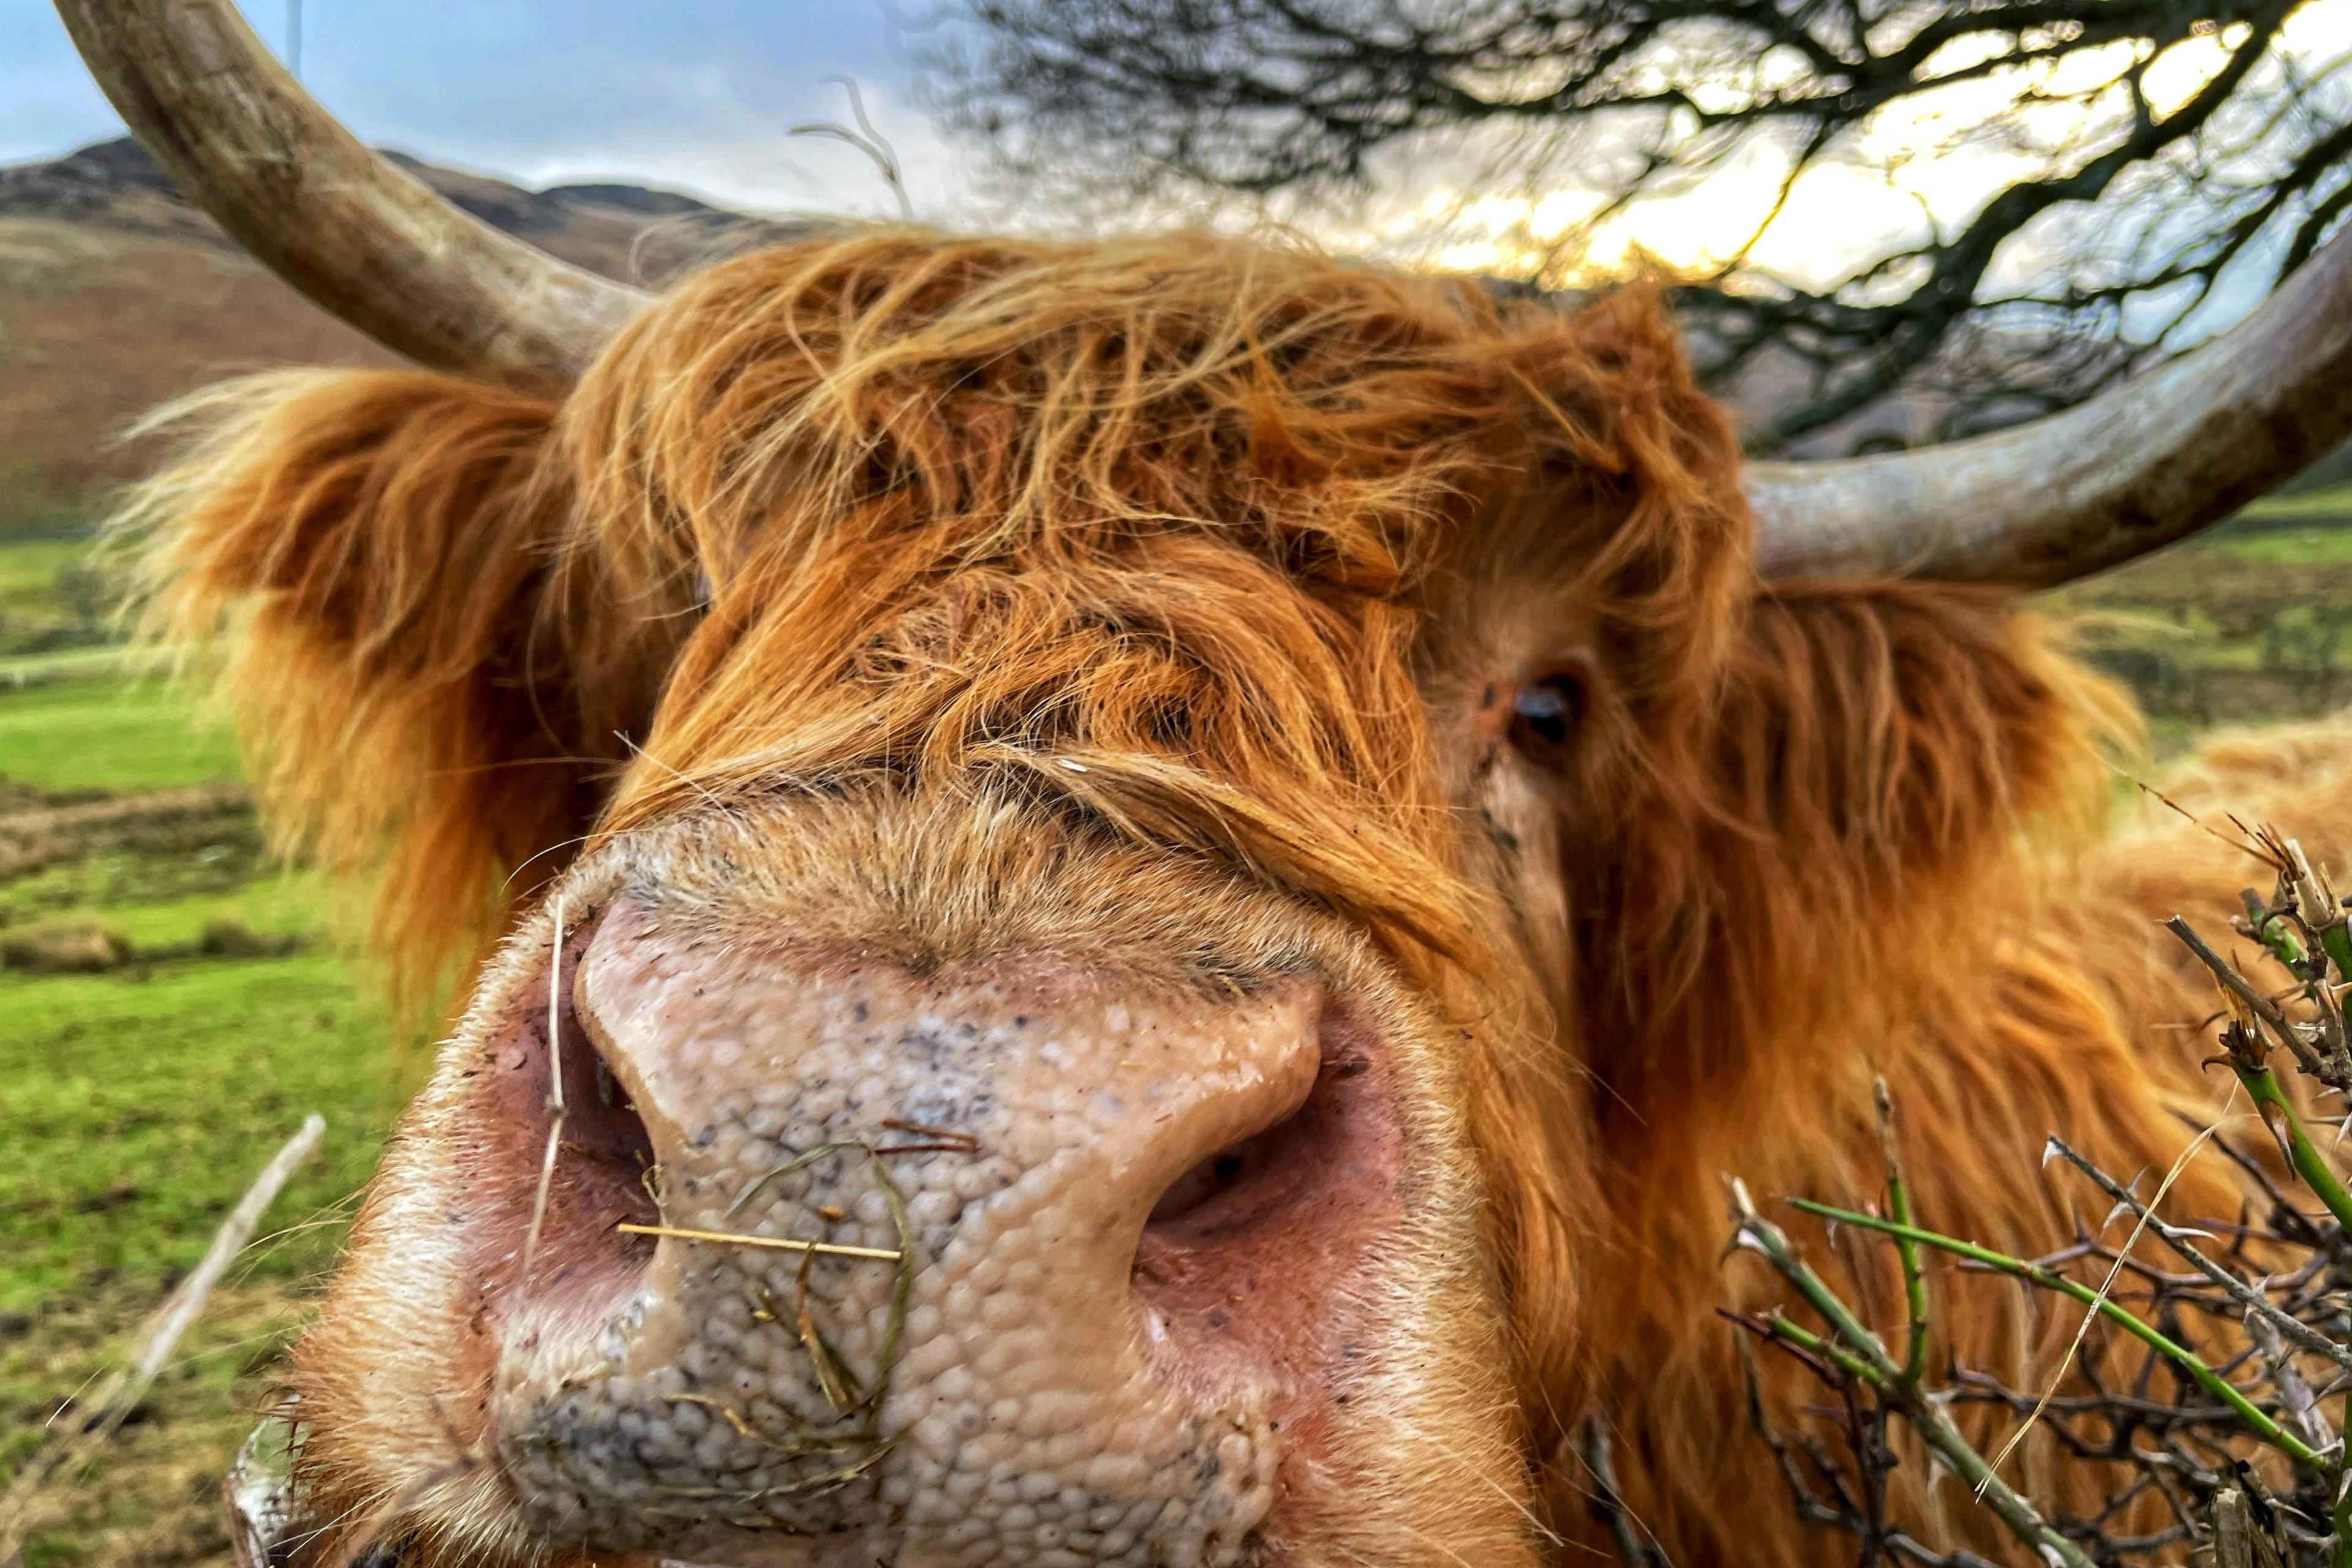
119,228 -> 2278,1563
121,232 -> 1755,1005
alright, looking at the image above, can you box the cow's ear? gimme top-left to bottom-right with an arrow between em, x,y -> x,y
1580,579 -> 2125,1088
125,369 -> 685,1004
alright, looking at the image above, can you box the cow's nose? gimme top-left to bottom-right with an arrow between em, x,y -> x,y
491,895 -> 1403,1567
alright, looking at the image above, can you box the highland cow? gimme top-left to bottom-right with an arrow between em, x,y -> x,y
53,1 -> 2352,1565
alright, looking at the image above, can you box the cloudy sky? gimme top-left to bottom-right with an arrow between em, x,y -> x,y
1,0 -> 987,223
0,0 -> 2042,282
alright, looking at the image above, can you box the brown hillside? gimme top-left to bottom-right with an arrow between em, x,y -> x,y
0,139 -> 748,532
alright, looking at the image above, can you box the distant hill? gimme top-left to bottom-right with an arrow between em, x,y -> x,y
0,138 -> 760,532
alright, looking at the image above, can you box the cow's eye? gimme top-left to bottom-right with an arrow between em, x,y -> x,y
1507,673 -> 1584,761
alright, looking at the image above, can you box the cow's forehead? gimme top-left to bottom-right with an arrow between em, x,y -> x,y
564,234 -> 1752,807
562,232 -> 1741,590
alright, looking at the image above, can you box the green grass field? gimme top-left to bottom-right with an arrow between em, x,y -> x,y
0,679 -> 241,792
0,538 -> 89,608
0,532 -> 409,1567
0,491 -> 2348,1564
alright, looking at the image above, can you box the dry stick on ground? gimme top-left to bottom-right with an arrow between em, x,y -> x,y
0,1113 -> 326,1564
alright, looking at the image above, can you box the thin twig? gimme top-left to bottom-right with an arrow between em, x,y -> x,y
2169,915 -> 2323,1079
1728,1180 -> 2100,1568
1875,1080 -> 1930,1382
519,897 -> 568,1283
790,77 -> 914,222
2045,1136 -> 2352,1372
1577,1414 -> 1672,1567
1786,1200 -> 2326,1469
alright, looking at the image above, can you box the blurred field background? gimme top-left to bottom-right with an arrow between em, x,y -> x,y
1,519 -> 407,1566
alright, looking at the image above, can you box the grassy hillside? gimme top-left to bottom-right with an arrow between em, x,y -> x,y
0,216 -> 399,535
2052,488 -> 2352,751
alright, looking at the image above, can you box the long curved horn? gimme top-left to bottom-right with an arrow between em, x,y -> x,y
55,0 -> 647,394
1746,219 -> 2352,587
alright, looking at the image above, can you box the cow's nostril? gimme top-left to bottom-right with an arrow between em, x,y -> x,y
1129,1041 -> 1398,1399
1148,1129 -> 1293,1230
554,967 -> 657,1189
487,927 -> 662,1310
1137,1050 -> 1373,1249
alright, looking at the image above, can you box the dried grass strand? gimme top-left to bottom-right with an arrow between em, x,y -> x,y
614,1222 -> 900,1262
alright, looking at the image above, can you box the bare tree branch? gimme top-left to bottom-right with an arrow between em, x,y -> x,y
924,0 -> 2352,453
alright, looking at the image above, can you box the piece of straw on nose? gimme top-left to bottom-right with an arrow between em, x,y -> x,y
616,1221 -> 902,1262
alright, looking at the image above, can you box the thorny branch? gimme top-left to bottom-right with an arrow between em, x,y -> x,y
1681,818 -> 2352,1567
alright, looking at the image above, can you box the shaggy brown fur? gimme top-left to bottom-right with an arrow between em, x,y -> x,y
125,228 -> 2309,1565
